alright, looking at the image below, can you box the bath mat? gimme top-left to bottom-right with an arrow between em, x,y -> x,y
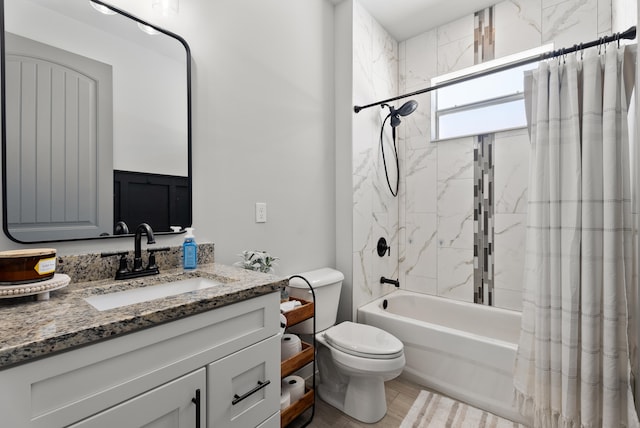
400,390 -> 525,428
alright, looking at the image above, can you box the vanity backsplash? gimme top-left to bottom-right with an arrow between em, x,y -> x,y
56,243 -> 215,283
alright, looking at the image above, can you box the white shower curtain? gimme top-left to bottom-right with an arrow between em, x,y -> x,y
513,45 -> 639,428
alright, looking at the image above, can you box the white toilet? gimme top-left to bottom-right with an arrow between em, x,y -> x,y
287,268 -> 405,424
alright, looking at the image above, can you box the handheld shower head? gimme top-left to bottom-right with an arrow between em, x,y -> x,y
378,99 -> 419,197
382,100 -> 419,127
396,100 -> 418,116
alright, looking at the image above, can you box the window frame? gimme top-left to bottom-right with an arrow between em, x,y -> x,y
431,44 -> 553,142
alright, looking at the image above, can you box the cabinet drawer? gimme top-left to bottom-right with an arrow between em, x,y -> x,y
208,335 -> 280,428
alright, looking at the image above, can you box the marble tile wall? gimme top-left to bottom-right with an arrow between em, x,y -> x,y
613,0 -> 637,33
397,0 -> 615,311
436,137 -> 475,302
352,1 -> 400,319
493,129 -> 529,310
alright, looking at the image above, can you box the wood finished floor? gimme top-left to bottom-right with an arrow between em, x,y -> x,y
289,376 -> 423,428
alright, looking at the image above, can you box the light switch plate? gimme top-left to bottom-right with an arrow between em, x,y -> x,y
255,202 -> 267,223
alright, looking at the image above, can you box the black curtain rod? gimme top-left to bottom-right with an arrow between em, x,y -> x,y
353,26 -> 637,113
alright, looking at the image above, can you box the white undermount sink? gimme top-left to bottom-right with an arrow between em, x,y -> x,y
84,277 -> 223,311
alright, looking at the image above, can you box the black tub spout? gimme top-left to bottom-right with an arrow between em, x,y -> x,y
380,276 -> 399,287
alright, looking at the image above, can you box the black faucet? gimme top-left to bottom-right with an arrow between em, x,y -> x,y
100,223 -> 169,280
114,221 -> 129,235
133,223 -> 155,272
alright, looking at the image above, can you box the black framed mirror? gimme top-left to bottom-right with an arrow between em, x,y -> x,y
1,0 -> 192,243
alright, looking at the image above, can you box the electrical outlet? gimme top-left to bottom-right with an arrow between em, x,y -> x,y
255,202 -> 267,223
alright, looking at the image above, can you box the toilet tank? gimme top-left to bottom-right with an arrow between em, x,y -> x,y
286,267 -> 344,334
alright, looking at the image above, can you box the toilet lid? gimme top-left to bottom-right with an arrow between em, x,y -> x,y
324,321 -> 403,359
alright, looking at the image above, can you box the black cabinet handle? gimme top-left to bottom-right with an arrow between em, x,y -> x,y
191,388 -> 201,428
232,380 -> 271,405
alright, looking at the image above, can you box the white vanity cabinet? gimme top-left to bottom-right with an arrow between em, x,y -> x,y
0,292 -> 280,428
68,368 -> 206,428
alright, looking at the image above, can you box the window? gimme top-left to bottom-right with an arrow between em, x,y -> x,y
431,44 -> 553,141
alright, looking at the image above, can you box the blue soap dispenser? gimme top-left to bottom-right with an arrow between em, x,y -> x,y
183,227 -> 197,270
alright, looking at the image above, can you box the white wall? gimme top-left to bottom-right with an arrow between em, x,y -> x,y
334,0 -> 354,323
0,0 -> 337,278
633,0 -> 640,415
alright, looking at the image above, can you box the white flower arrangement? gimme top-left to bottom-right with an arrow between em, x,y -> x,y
235,250 -> 279,273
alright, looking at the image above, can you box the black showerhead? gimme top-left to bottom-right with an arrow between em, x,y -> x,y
396,100 -> 418,116
382,100 -> 419,127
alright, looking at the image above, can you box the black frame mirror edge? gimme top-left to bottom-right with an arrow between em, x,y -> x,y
0,0 -> 193,244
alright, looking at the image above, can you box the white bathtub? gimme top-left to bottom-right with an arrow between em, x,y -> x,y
358,290 -> 529,425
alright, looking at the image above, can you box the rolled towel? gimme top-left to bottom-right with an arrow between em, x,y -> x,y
280,300 -> 301,312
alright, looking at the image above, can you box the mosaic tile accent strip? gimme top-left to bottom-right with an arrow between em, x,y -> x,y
474,135 -> 494,305
474,6 -> 495,64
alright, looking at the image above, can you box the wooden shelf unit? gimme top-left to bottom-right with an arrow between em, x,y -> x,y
283,297 -> 314,326
280,388 -> 314,427
280,297 -> 315,427
281,341 -> 314,378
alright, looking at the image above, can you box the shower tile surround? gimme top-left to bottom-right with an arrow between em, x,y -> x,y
399,0 -> 619,311
353,0 -> 623,314
352,1 -> 401,320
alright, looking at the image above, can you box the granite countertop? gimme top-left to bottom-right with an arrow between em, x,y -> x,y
0,263 -> 286,369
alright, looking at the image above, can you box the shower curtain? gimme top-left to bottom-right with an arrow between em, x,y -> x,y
513,45 -> 639,427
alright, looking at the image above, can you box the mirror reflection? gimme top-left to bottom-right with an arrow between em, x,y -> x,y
1,0 -> 191,243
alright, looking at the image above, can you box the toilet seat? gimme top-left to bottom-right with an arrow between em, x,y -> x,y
316,331 -> 405,375
323,321 -> 403,359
